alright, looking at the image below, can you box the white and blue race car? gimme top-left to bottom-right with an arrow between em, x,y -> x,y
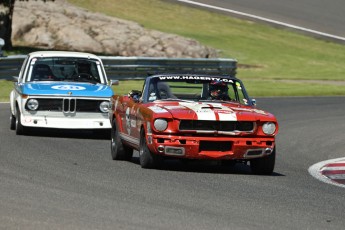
10,51 -> 116,135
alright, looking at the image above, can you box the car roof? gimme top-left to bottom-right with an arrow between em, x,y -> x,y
28,51 -> 101,60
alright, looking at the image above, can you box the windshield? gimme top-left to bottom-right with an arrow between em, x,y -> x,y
25,57 -> 104,83
145,76 -> 250,105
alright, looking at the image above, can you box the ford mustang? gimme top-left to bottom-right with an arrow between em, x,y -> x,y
10,51 -> 116,135
109,74 -> 278,174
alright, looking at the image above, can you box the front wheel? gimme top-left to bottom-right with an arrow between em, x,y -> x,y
15,107 -> 27,135
139,130 -> 162,169
111,119 -> 133,161
250,147 -> 276,175
10,113 -> 16,130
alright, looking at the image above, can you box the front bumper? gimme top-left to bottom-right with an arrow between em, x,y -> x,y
147,134 -> 275,160
20,112 -> 111,129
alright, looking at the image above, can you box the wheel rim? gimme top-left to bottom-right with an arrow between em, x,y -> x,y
139,135 -> 145,157
139,142 -> 143,156
111,122 -> 117,152
111,136 -> 116,151
15,111 -> 19,130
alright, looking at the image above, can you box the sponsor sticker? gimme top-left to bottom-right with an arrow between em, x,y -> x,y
164,106 -> 185,110
51,85 -> 86,90
158,75 -> 233,83
148,106 -> 168,113
253,109 -> 267,115
236,82 -> 242,89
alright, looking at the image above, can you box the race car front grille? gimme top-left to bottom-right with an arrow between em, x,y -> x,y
179,120 -> 254,132
32,98 -> 104,113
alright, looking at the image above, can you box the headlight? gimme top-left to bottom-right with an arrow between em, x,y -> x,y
154,119 -> 168,131
26,99 -> 39,111
262,122 -> 276,135
99,101 -> 110,113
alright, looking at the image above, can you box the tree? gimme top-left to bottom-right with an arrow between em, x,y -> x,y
0,0 -> 15,49
0,0 -> 54,50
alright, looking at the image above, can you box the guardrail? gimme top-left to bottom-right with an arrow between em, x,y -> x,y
0,55 -> 237,80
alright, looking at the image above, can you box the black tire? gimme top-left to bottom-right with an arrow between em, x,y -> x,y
10,113 -> 16,130
139,130 -> 162,169
111,119 -> 133,161
15,107 -> 26,135
250,147 -> 276,175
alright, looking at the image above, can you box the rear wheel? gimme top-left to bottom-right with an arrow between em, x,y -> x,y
111,119 -> 133,161
139,130 -> 162,169
250,147 -> 276,175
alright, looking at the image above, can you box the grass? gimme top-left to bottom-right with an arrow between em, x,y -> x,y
66,0 -> 345,95
1,0 -> 345,102
67,0 -> 345,79
0,80 -> 13,102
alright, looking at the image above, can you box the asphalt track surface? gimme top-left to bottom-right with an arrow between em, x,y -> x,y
175,0 -> 345,42
1,97 -> 345,230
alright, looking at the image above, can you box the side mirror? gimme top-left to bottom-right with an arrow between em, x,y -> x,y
109,79 -> 119,86
128,90 -> 142,103
12,76 -> 19,82
251,98 -> 257,107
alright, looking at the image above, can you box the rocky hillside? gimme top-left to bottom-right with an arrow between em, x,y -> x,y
11,0 -> 218,58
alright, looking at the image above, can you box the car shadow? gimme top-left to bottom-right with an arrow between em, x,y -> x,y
130,156 -> 285,176
22,127 -> 111,140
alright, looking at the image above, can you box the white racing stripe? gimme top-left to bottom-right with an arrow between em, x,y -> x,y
212,105 -> 237,121
179,102 -> 237,121
180,102 -> 216,120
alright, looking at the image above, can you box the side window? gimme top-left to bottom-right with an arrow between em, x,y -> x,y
148,82 -> 157,101
228,84 -> 236,101
89,62 -> 100,82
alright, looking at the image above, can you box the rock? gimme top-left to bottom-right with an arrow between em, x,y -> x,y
11,0 -> 218,58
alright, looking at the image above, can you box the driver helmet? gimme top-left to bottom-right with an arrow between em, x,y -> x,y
209,80 -> 229,99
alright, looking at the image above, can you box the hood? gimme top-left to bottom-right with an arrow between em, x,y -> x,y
20,82 -> 113,97
151,101 -> 273,121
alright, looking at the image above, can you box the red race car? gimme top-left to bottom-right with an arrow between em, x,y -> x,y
109,74 -> 278,174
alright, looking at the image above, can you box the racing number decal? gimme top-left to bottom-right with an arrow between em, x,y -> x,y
125,105 -> 139,136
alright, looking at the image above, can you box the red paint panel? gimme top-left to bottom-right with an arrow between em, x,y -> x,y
324,163 -> 345,167
321,170 -> 345,175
